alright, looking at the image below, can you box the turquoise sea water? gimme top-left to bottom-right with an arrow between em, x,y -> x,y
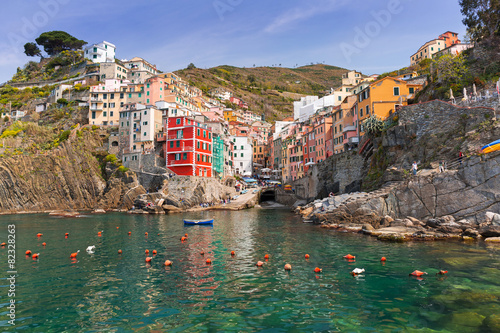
0,208 -> 500,332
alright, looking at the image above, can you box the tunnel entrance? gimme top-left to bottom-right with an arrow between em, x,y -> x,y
260,190 -> 276,203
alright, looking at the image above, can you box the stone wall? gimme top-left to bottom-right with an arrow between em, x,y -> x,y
398,100 -> 495,140
290,150 -> 366,202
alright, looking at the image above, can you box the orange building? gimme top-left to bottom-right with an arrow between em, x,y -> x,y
357,77 -> 423,123
439,31 -> 460,48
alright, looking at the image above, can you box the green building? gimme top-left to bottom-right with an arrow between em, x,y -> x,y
213,134 -> 224,178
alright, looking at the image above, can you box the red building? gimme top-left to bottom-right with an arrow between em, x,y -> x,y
164,116 -> 213,177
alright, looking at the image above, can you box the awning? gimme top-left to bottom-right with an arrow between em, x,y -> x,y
243,171 -> 252,176
243,177 -> 257,183
272,170 -> 281,173
305,162 -> 315,166
261,168 -> 271,172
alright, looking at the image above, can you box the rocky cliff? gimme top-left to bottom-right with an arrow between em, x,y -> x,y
0,131 -> 145,213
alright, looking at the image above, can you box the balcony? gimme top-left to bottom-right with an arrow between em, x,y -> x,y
156,132 -> 166,142
343,125 -> 356,133
90,105 -> 102,111
90,97 -> 103,102
348,137 -> 359,144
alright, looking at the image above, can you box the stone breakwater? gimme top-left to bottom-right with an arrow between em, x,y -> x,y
296,152 -> 500,242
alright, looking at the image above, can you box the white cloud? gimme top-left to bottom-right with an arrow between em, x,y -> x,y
264,0 -> 349,33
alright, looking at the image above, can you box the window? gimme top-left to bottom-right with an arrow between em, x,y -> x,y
147,91 -> 150,96
143,132 -> 146,136
170,141 -> 174,148
91,111 -> 96,119
147,99 -> 149,104
183,153 -> 187,160
241,146 -> 244,150
143,121 -> 148,126
209,133 -> 211,139
103,93 -> 107,99
176,118 -> 181,125
103,111 -> 107,117
409,87 -> 414,94
197,141 -> 200,149
93,55 -> 97,59
241,153 -> 244,157
197,154 -> 200,161
176,141 -> 180,147
366,106 -> 369,115
203,130 -> 206,138
128,94 -> 132,98
120,93 -> 124,99
175,153 -> 181,160
109,103 -> 115,108
177,130 -> 182,139
394,87 -> 400,96
110,111 -> 114,117
110,93 -> 114,99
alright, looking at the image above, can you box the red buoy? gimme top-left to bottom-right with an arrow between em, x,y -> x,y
206,258 -> 212,264
145,249 -> 149,254
284,264 -> 292,271
152,250 -> 157,255
305,254 -> 310,259
70,250 -> 80,258
314,267 -> 322,273
381,257 -> 387,261
410,270 -> 427,277
42,242 -> 46,246
25,250 -> 32,256
181,236 -> 187,241
145,257 -> 152,263
37,233 -> 43,237
256,261 -> 264,267
231,251 -> 235,256
437,270 -> 448,275
164,260 -> 172,266
343,254 -> 356,260
118,249 -> 122,254
65,233 -> 69,237
32,253 -> 39,259
128,231 -> 131,235
264,254 -> 270,260
200,251 -> 205,255
0,243 -> 6,246
145,232 -> 148,236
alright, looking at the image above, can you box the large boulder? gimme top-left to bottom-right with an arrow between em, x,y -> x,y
479,225 -> 500,238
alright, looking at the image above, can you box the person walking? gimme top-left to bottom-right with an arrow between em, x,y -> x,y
458,151 -> 463,166
412,161 -> 418,176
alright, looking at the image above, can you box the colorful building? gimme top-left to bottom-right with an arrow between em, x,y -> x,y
164,116 -> 213,177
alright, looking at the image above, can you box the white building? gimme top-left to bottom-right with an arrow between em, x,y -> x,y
155,101 -> 193,118
84,41 -> 116,63
118,103 -> 162,165
231,135 -> 253,176
122,57 -> 158,84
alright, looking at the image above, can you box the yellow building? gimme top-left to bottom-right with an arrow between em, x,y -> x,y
410,39 -> 446,66
357,77 -> 423,123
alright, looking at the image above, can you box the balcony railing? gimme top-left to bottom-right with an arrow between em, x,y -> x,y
90,106 -> 102,111
343,125 -> 356,133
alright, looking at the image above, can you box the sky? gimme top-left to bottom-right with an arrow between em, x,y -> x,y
0,0 -> 467,84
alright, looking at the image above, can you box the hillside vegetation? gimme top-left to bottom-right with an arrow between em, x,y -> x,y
176,64 -> 349,121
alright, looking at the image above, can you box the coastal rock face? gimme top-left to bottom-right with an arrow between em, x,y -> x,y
0,136 -> 145,213
298,152 -> 500,241
0,140 -> 106,213
162,176 -> 236,208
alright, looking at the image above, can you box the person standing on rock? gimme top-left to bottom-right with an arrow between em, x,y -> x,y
439,160 -> 445,173
412,161 -> 418,176
458,151 -> 463,165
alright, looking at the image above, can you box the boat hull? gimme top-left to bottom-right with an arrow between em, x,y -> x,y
183,219 -> 214,225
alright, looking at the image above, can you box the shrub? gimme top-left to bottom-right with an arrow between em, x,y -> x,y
117,165 -> 129,173
58,130 -> 71,142
105,154 -> 118,164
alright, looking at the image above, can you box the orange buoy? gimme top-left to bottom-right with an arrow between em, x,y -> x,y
97,231 -> 102,237
437,270 -> 448,275
410,270 -> 427,277
32,253 -> 39,259
305,254 -> 310,259
314,267 -> 322,273
1,242 -> 6,246
206,258 -> 212,265
185,233 -> 188,237
42,242 -> 46,246
284,264 -> 292,271
118,249 -> 122,254
65,233 -> 69,236
145,257 -> 152,263
152,250 -> 157,255
181,236 -> 187,241
164,260 -> 172,266
145,249 -> 149,254
231,251 -> 235,256
343,254 -> 356,260
116,227 -> 119,229
70,250 -> 80,258
264,254 -> 270,260
37,233 -> 43,237
200,251 -> 205,255
256,261 -> 264,267
381,257 -> 387,261
128,231 -> 131,235
145,232 -> 148,236
25,250 -> 32,255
